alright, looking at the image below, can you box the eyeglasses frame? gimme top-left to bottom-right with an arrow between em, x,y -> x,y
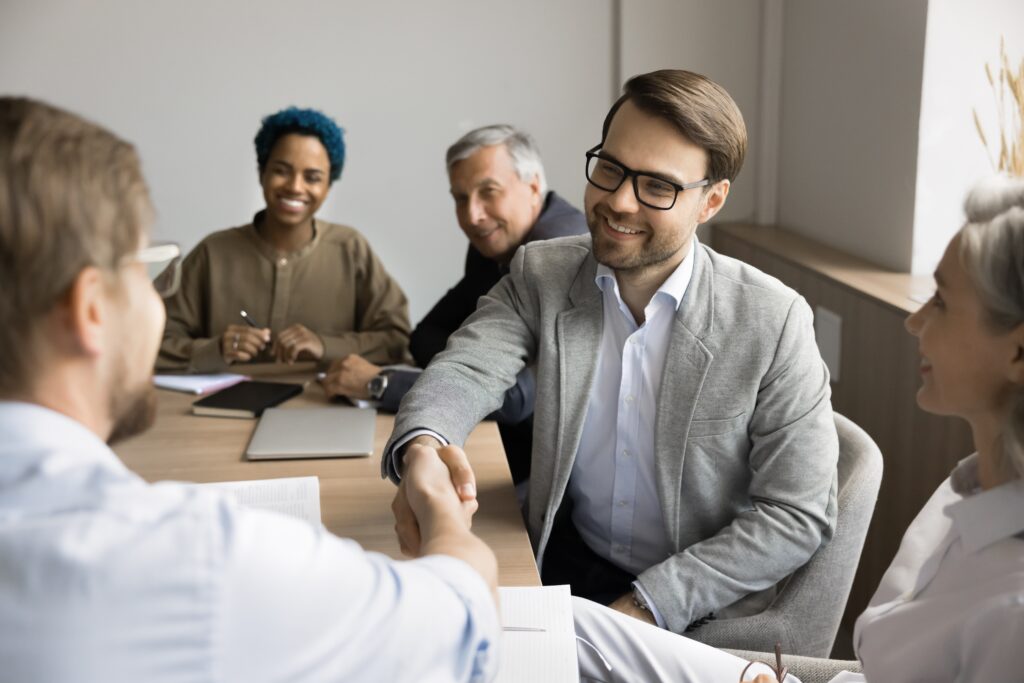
134,241 -> 182,298
584,143 -> 711,211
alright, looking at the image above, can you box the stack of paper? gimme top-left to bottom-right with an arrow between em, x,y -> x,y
154,373 -> 248,395
194,476 -> 322,526
497,585 -> 579,682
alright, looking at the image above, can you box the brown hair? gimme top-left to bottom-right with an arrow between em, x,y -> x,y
0,97 -> 153,394
601,69 -> 748,183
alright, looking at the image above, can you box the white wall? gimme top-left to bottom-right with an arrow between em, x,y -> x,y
775,0 -> 929,272
0,0 -> 612,321
913,0 -> 1024,273
619,0 -> 763,224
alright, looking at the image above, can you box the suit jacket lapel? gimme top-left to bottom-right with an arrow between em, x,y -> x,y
654,244 -> 715,547
551,254 -> 603,514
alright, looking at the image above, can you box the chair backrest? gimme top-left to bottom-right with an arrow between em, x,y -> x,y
687,412 -> 884,657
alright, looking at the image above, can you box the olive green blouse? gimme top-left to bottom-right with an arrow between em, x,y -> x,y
157,215 -> 412,372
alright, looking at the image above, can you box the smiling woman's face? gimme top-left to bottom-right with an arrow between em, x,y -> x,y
905,234 -> 1020,422
259,133 -> 331,229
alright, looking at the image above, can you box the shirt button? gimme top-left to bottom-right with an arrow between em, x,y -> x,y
617,500 -> 629,508
622,449 -> 631,457
278,257 -> 288,267
613,544 -> 627,554
624,395 -> 635,404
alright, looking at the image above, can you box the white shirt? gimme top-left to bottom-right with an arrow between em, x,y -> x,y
568,238 -> 696,580
0,402 -> 498,683
849,454 -> 1024,683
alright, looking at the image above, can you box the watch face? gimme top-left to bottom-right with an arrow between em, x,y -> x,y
368,374 -> 387,399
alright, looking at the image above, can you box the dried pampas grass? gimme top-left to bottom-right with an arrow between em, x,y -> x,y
974,38 -> 1023,177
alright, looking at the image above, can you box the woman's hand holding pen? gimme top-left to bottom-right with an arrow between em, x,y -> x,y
223,310 -> 322,364
220,324 -> 271,364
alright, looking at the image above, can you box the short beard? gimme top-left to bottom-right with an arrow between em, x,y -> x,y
107,373 -> 157,446
587,214 -> 682,274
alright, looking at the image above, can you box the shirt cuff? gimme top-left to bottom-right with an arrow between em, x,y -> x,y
382,428 -> 450,482
632,580 -> 667,629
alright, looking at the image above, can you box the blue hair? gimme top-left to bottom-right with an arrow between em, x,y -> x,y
254,107 -> 345,182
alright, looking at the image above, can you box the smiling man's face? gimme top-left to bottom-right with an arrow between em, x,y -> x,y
585,100 -> 727,278
448,144 -> 542,262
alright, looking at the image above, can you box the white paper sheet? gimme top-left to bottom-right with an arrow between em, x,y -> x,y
497,585 -> 579,683
153,373 -> 248,395
195,476 -> 322,526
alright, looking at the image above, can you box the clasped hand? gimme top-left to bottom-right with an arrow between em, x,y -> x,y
392,438 -> 479,556
220,323 -> 324,364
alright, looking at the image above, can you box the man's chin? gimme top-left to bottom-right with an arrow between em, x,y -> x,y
107,384 -> 158,446
591,233 -> 639,270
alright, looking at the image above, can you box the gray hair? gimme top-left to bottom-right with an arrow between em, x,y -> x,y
446,124 -> 547,195
959,174 -> 1024,479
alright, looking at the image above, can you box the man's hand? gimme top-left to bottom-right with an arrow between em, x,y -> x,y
273,323 -> 324,363
392,437 -> 478,556
608,592 -> 657,626
397,440 -> 498,606
320,354 -> 381,399
221,324 -> 271,363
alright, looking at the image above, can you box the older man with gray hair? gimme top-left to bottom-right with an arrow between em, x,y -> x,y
323,124 -> 587,483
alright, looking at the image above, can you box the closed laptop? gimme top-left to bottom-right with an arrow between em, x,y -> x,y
245,407 -> 377,460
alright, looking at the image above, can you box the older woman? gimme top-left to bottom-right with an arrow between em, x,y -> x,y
566,176 -> 1024,683
841,175 -> 1024,682
158,107 -> 412,372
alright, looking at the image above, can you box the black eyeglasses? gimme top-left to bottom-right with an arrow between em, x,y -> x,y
585,144 -> 710,210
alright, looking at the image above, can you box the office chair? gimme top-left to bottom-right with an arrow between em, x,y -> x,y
686,412 -> 884,658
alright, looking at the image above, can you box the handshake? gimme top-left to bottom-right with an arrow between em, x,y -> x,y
392,436 -> 498,603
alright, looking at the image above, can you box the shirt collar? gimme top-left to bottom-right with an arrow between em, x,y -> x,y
246,210 -> 322,262
945,453 -> 1024,554
595,236 -> 697,313
0,401 -> 130,484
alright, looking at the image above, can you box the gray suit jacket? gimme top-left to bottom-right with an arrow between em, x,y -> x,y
384,235 -> 838,633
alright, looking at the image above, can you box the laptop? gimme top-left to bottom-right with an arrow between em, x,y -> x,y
245,407 -> 377,460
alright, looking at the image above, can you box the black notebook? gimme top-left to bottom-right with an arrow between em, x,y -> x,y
191,380 -> 303,419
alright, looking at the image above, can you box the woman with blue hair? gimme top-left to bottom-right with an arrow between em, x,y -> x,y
158,107 -> 412,370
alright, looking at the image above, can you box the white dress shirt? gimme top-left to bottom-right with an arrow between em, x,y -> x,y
567,238 -> 696,580
0,401 -> 498,683
848,454 -> 1024,683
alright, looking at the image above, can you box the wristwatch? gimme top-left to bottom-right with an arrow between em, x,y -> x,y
366,371 -> 390,401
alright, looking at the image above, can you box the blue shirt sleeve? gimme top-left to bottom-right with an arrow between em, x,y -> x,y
217,502 -> 499,682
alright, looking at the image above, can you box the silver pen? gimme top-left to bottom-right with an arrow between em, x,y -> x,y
240,309 -> 262,328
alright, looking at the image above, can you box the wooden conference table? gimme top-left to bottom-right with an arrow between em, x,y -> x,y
114,365 -> 541,586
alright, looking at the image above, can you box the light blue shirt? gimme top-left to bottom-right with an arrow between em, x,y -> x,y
567,239 -> 696,621
0,402 -> 498,683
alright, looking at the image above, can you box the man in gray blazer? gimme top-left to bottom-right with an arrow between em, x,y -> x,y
383,69 -> 839,636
